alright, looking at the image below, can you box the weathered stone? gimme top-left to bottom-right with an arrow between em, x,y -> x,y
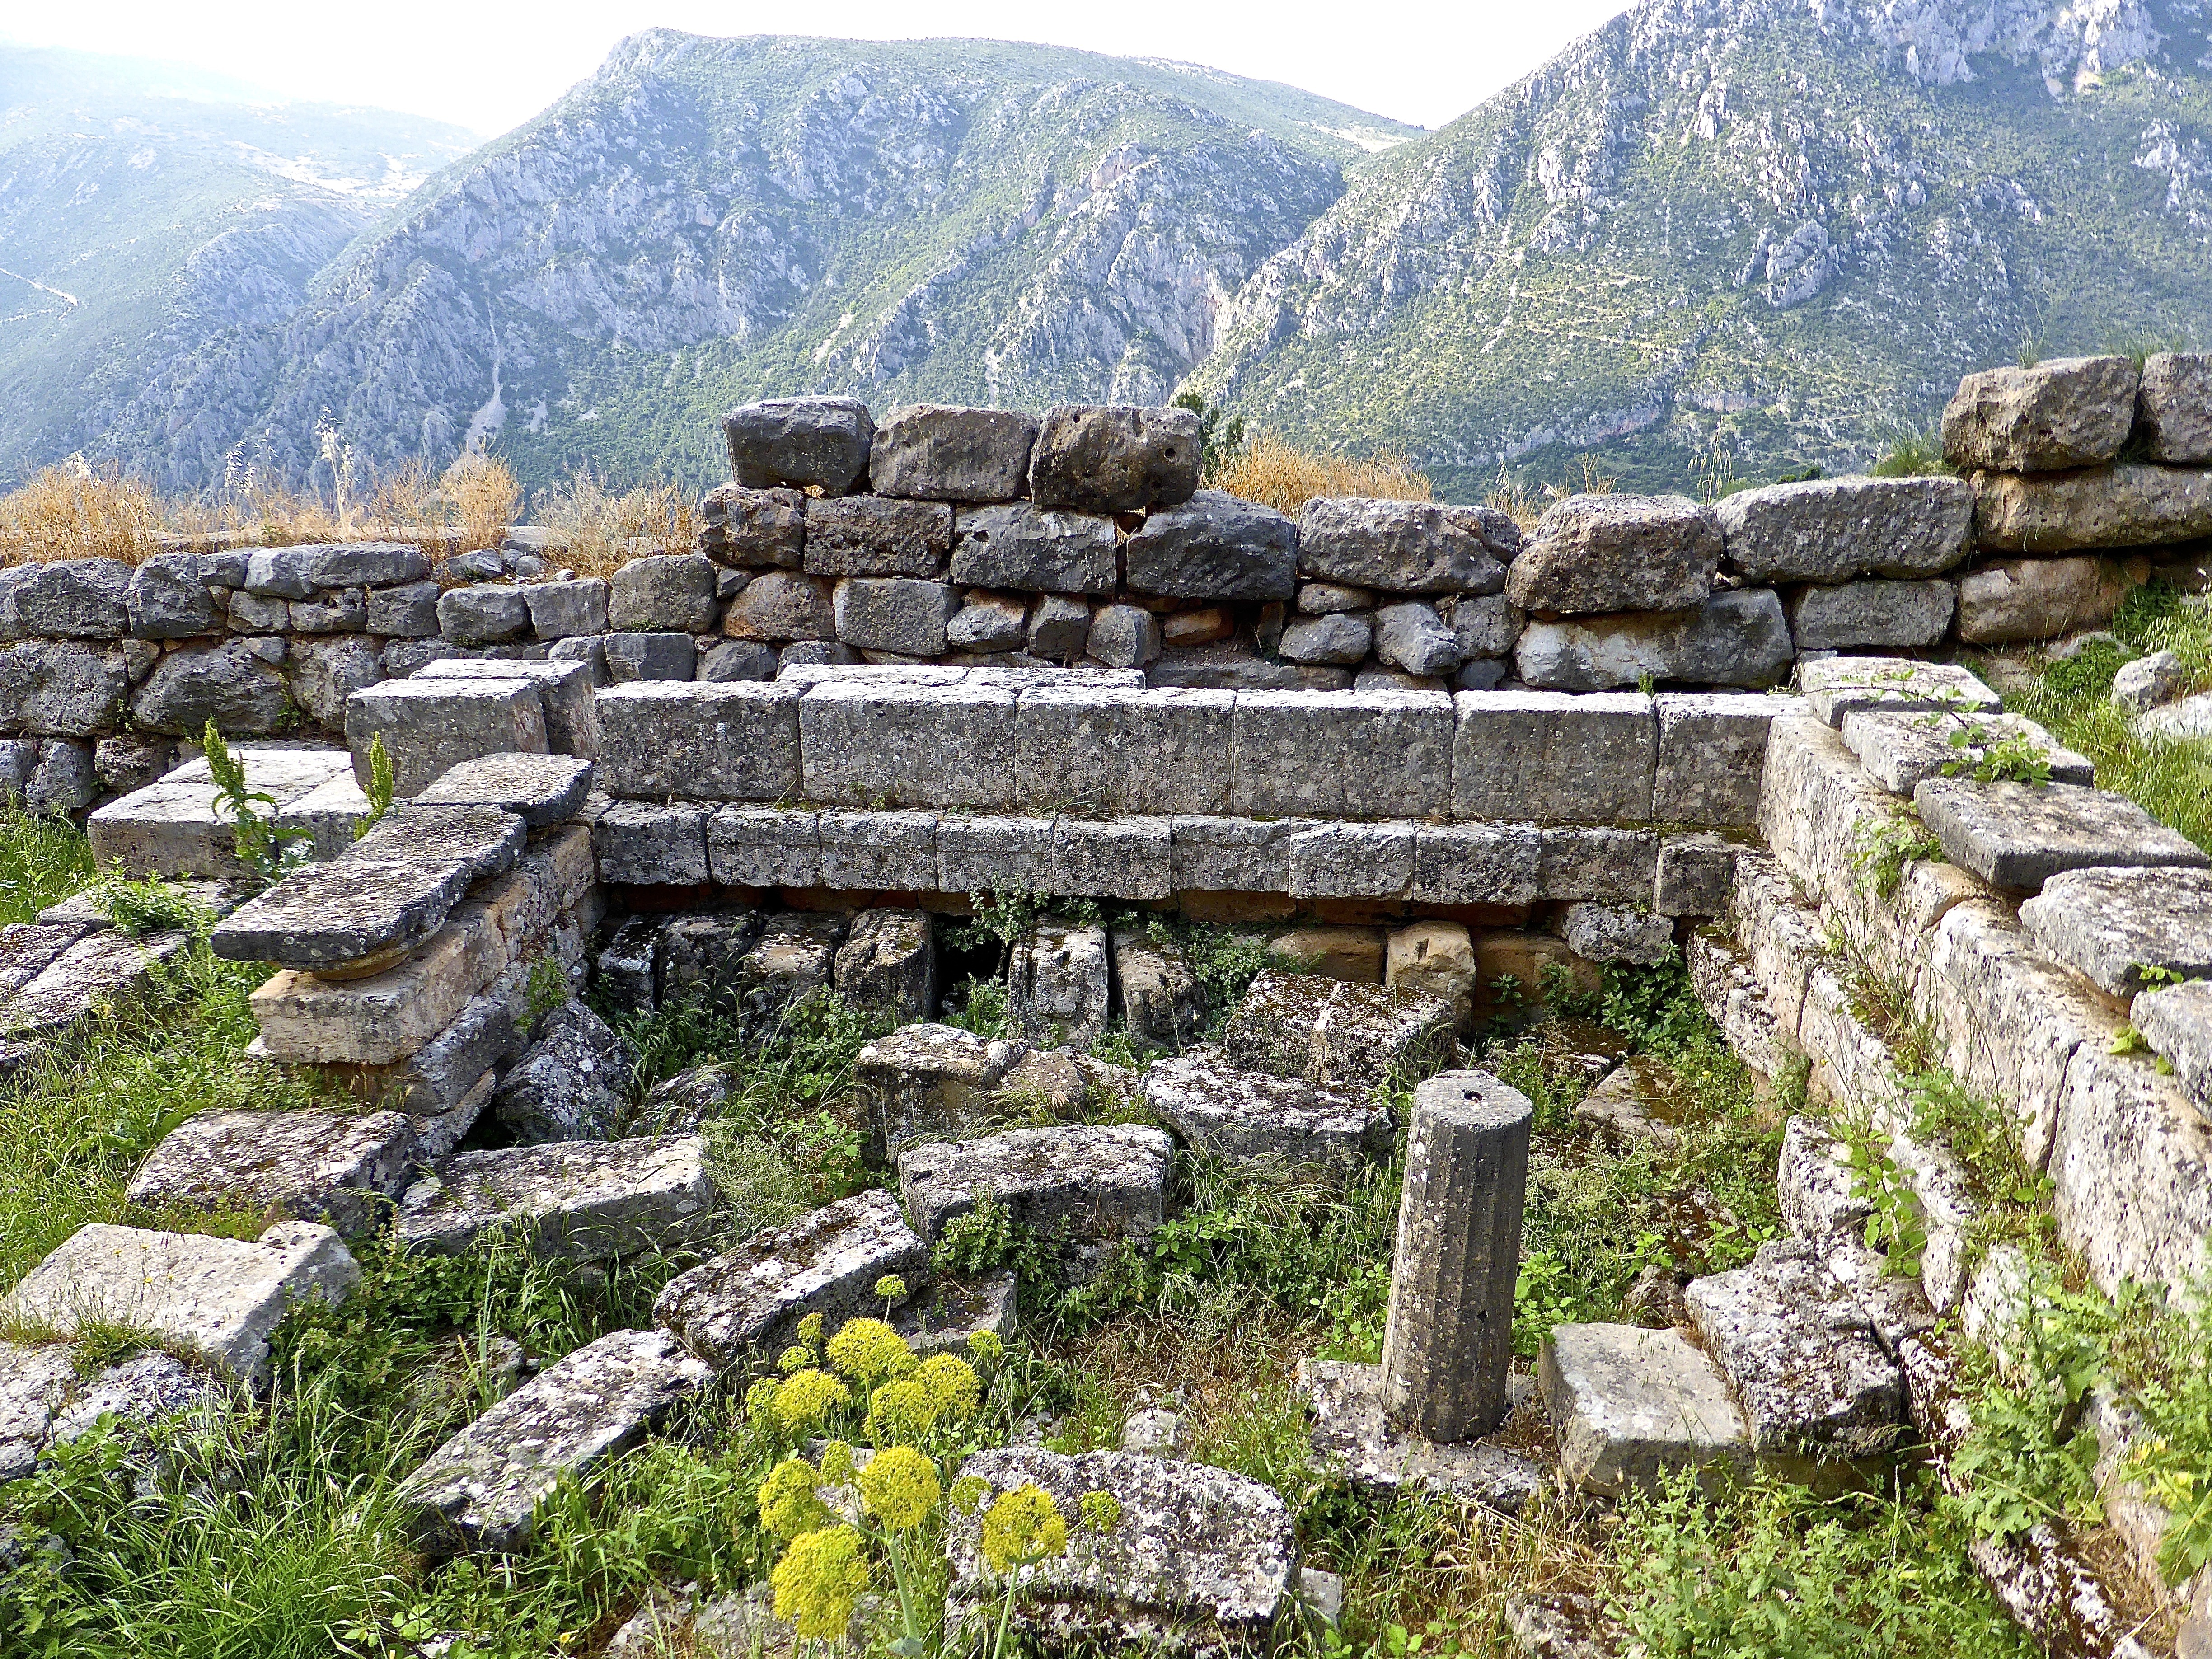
129,638 -> 289,736
946,592 -> 1028,652
492,1001 -> 635,1144
1085,603 -> 1162,670
819,808 -> 939,890
365,580 -> 442,637
1541,827 -> 1664,905
0,641 -> 130,736
696,639 -> 779,682
1278,613 -> 1371,666
286,635 -> 383,730
654,1188 -> 926,1367
1013,685 -> 1234,816
1957,555 -> 2134,643
0,558 -> 130,638
1124,491 -> 1296,603
2113,649 -> 2188,712
516,578 -> 605,641
24,739 -> 94,813
600,631 -> 693,682
1401,825 -> 1534,909
1797,655 -> 2001,726
1687,933 -> 1791,1077
1143,1048 -> 1391,1166
799,680 -> 1018,809
88,748 -> 352,878
2048,1042 -> 2212,1298
945,1446 -> 1296,1655
345,677 -> 548,796
2142,689 -> 2212,742
1111,928 -> 1202,1049
1027,593 -> 1093,660
1234,689 -> 1452,819
1264,925 -> 1383,983
595,680 -> 800,801
288,542 -> 431,588
594,916 -> 662,1017
1222,970 -> 1454,1091
1975,465 -> 2212,556
948,503 -> 1116,595
397,1135 -> 714,1261
1298,1359 -> 1545,1512
401,1327 -> 709,1552
1786,579 -> 1955,650
1541,1324 -> 1752,1496
722,572 -> 835,642
1379,921 -> 1473,1029
1560,902 -> 1673,965
290,587 -> 367,634
1716,476 -> 1973,583
1684,1240 -> 1905,1466
436,584 -> 532,646
229,589 -> 291,632
1296,582 -> 1371,616
1914,778 -> 2210,890
833,577 -> 959,655
593,800 -> 709,885
654,910 -> 764,1012
1445,593 -> 1523,665
899,1124 -> 1173,1277
733,912 -> 846,1036
2137,351 -> 2212,464
1028,404 -> 1200,514
1371,601 -> 1462,676
699,483 -> 808,568
417,752 -> 593,828
1777,1115 -> 1870,1242
1452,690 -> 1655,824
854,1023 -> 1029,1148
1505,494 -> 1721,615
834,909 -> 935,1022
1007,922 -> 1110,1048
1839,708 -> 2092,796
1575,1054 -> 1693,1152
606,555 -> 717,634
803,497 -> 954,581
702,804 -> 814,887
414,658 -> 600,760
2134,977 -> 2212,1118
868,405 -> 1038,501
2021,866 -> 2212,998
0,1342 -> 222,1483
1653,692 -> 1781,826
1296,498 -> 1506,595
125,1109 -> 416,1237
126,554 -> 224,639
1281,821 -> 1414,899
723,397 -> 874,495
92,733 -> 176,796
1654,833 -> 1737,916
1944,355 -> 2138,472
1514,590 -> 1793,691
5,1221 -> 357,1385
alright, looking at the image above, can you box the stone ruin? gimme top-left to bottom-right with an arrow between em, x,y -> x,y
4,355 -> 2212,1654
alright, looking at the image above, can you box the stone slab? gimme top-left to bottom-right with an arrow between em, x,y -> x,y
1220,970 -> 1456,1091
1142,1049 -> 1392,1166
1840,709 -> 2092,796
1797,656 -> 2001,727
415,753 -> 595,827
1296,1359 -> 1545,1514
1540,1323 -> 1752,1496
2020,866 -> 2212,997
1914,778 -> 2211,890
397,1135 -> 715,1262
411,658 -> 602,761
595,681 -> 802,801
1452,691 -> 1656,825
2134,977 -> 2212,1119
125,1109 -> 418,1238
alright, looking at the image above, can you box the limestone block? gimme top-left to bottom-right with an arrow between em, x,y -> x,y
330,971 -> 525,1123
830,576 -> 958,655
1943,355 -> 2137,472
947,592 -> 1028,652
1410,823 -> 1542,906
818,809 -> 940,891
0,641 -> 130,736
125,1109 -> 417,1238
229,590 -> 291,632
723,397 -> 874,495
523,579 -> 609,640
2137,351 -> 2212,464
950,503 -> 1116,595
2020,866 -> 2212,996
413,658 -> 601,759
1914,778 -> 2210,890
289,588 -> 366,634
1111,928 -> 1202,1048
1686,933 -> 1791,1076
398,1134 -> 714,1261
1027,404 -> 1201,514
722,571 -> 835,642
1028,592 -> 1094,660
1776,1115 -> 1871,1243
607,554 -> 719,634
897,1124 -> 1174,1270
1124,490 -> 1297,603
2113,649 -> 2187,713
1787,579 -> 1957,650
24,738 -> 93,812
799,680 -> 1019,809
5,1221 -> 357,1384
1296,497 -> 1505,595
1279,612 -> 1372,666
1085,603 -> 1163,670
1453,690 -> 1655,825
2048,1043 -> 2212,1298
1727,862 -> 1827,1043
1975,464 -> 2212,555
1538,826 -> 1661,904
1716,476 -> 1974,583
868,404 -> 1038,501
400,1327 -> 709,1552
0,1343 -> 221,1484
1143,1050 -> 1391,1165
653,1188 -> 927,1366
594,916 -> 661,1017
699,483 -> 807,568
1541,1324 -> 1752,1496
1167,814 -> 1308,894
492,1001 -> 635,1144
654,910 -> 764,1013
600,632 -> 693,682
1759,714 -> 1907,909
1514,591 -> 1792,692
129,638 -> 289,736
1221,970 -> 1455,1091
367,580 -> 442,637
125,553 -> 225,639
834,909 -> 936,1022
1654,834 -> 1737,917
1561,902 -> 1673,965
345,678 -> 548,797
415,752 -> 592,829
1797,655 -> 2001,727
2135,978 -> 2212,1117
1505,494 -> 1722,614
1840,708 -> 2092,796
1296,1358 -> 1545,1512
595,680 -> 801,802
1957,555 -> 2136,642
0,558 -> 130,638
936,815 -> 1056,895
1008,922 -> 1110,1047
0,925 -> 189,1044
1654,692 -> 1784,826
592,800 -> 710,886
732,912 -> 847,1037
284,542 -> 428,588
1386,920 -> 1476,1027
805,498 -> 954,580
437,585 -> 532,646
1015,684 -> 1236,817
853,1023 -> 1029,1149
1233,689 -> 1452,819
707,805 -> 820,888
1264,925 -> 1382,984
1371,601 -> 1462,676
1054,816 -> 1173,900
1284,821 -> 1415,899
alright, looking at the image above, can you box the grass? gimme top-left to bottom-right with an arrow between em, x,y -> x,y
0,807 -> 96,925
538,470 -> 698,580
1213,430 -> 1433,517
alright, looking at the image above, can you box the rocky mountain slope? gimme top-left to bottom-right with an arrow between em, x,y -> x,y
1187,0 -> 2212,494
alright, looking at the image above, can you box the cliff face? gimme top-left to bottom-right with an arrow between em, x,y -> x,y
1187,0 -> 2212,494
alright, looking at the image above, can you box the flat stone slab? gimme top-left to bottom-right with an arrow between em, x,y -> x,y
399,1327 -> 710,1553
897,1124 -> 1174,1279
396,1135 -> 716,1262
1913,778 -> 2211,890
2140,689 -> 2212,741
892,1269 -> 1017,1357
125,1108 -> 419,1238
1539,1324 -> 1751,1496
1683,1240 -> 1905,1471
944,1446 -> 1299,1656
2133,978 -> 2212,1117
652,1188 -> 927,1368
0,1340 -> 224,1483
2019,866 -> 2212,997
1776,1115 -> 1872,1243
210,804 -> 527,969
1297,1359 -> 1545,1514
1839,708 -> 2093,796
163,745 -> 356,797
1141,1049 -> 1392,1166
1219,970 -> 1456,1092
852,1022 -> 1030,1150
1798,656 -> 2001,727
1,926 -> 190,1043
5,1221 -> 358,1384
1573,1056 -> 1691,1152
415,752 -> 595,827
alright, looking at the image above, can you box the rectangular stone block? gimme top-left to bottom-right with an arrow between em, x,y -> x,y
1411,823 -> 1541,905
1453,691 -> 1655,825
592,800 -> 709,886
1169,816 -> 1310,893
1729,852 -> 1825,1041
1014,685 -> 1236,816
1053,817 -> 1172,899
595,681 -> 802,801
1759,714 -> 1908,911
1654,693 -> 1785,826
2049,1043 -> 2212,1298
1541,1323 -> 1751,1497
251,911 -> 500,1068
1655,834 -> 1739,917
1797,656 -> 2001,728
937,815 -> 1058,895
346,678 -> 548,797
2135,979 -> 2212,1117
1232,690 -> 1453,819
798,680 -> 1019,809
1284,822 -> 1415,899
397,1135 -> 717,1261
817,809 -> 939,891
1537,826 -> 1659,904
708,806 -> 821,887
413,657 -> 602,759
1914,778 -> 2211,891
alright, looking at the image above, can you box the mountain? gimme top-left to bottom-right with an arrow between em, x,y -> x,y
0,47 -> 479,490
1186,0 -> 2212,496
47,33 -> 1419,496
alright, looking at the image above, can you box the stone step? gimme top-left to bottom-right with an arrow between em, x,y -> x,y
125,1108 -> 418,1238
414,751 -> 595,827
1914,778 -> 2211,891
411,655 -> 601,759
210,804 -> 526,970
2020,865 -> 2212,997
1798,656 -> 2002,726
1839,707 -> 2093,796
87,746 -> 353,878
1141,1049 -> 1392,1166
396,1134 -> 713,1262
896,1124 -> 1174,1282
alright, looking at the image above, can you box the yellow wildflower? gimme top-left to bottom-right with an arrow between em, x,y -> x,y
949,1474 -> 990,1517
757,1458 -> 830,1541
1077,1489 -> 1122,1534
770,1524 -> 870,1640
874,1273 -> 909,1303
776,1345 -> 811,1374
914,1353 -> 981,1421
818,1440 -> 857,1486
868,1378 -> 936,1444
796,1312 -> 826,1350
980,1483 -> 1069,1574
773,1368 -> 851,1435
745,1377 -> 782,1420
858,1443 -> 942,1530
967,1329 -> 1005,1368
827,1317 -> 918,1386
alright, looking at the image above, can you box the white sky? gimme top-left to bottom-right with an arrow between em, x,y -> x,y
6,0 -> 1636,136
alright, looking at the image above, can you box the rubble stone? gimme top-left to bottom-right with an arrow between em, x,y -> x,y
608,555 -> 720,634
947,592 -> 1028,652
1278,613 -> 1372,665
398,1135 -> 715,1261
654,910 -> 764,1012
1943,355 -> 2138,472
1514,590 -> 1793,691
1221,970 -> 1454,1091
1505,494 -> 1722,615
2137,351 -> 2212,464
724,397 -> 874,495
125,554 -> 225,639
949,504 -> 1116,595
1541,1324 -> 1751,1496
0,558 -> 130,638
1028,593 -> 1093,659
1295,498 -> 1506,594
1124,491 -> 1297,603
804,497 -> 954,580
898,1124 -> 1174,1275
1913,778 -> 2210,890
2112,649 -> 2187,712
1786,579 -> 1956,650
699,483 -> 807,567
437,585 -> 532,646
1027,404 -> 1201,514
603,631 -> 696,682
1372,601 -> 1463,677
869,405 -> 1038,501
1560,903 -> 1673,965
722,571 -> 836,642
130,638 -> 289,736
833,577 -> 960,655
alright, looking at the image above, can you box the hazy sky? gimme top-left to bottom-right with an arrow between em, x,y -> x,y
8,0 -> 1635,136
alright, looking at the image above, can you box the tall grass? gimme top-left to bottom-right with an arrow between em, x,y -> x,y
1211,431 -> 1433,516
0,806 -> 96,925
539,470 -> 698,579
0,463 -> 168,565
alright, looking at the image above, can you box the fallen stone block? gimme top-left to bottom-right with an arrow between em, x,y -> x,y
1541,1324 -> 1752,1496
593,801 -> 710,886
1220,970 -> 1455,1091
125,1109 -> 418,1237
1797,656 -> 2001,727
1009,922 -> 1110,1048
833,909 -> 936,1022
943,1446 -> 1299,1654
653,1188 -> 927,1368
1716,477 -> 1973,583
345,678 -> 548,797
854,1023 -> 1029,1149
734,912 -> 846,1036
415,753 -> 594,827
87,747 -> 356,878
0,1341 -> 224,1485
2020,866 -> 2212,997
493,1001 -> 635,1144
1453,690 -> 1655,825
1297,1359 -> 1545,1513
1506,494 -> 1721,614
898,1124 -> 1174,1277
5,1221 -> 357,1384
1943,355 -> 2137,473
1574,1055 -> 1691,1151
1914,778 -> 2210,890
2048,1043 -> 2212,1298
894,1269 -> 1018,1358
1,926 -> 190,1042
397,1135 -> 715,1261
594,681 -> 801,801
1840,709 -> 2092,796
1027,404 -> 1200,515
1111,928 -> 1202,1049
1233,689 -> 1453,819
1142,1050 -> 1391,1166
401,1327 -> 710,1553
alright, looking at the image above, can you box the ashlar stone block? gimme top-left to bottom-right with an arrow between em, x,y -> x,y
707,805 -> 820,888
592,800 -> 710,886
397,1135 -> 716,1261
1453,691 -> 1655,825
898,1124 -> 1173,1276
2048,1043 -> 2212,1298
817,809 -> 940,891
1914,778 -> 2211,891
595,681 -> 801,801
1142,1050 -> 1391,1166
1014,685 -> 1236,817
345,678 -> 548,797
853,1022 -> 1029,1149
1541,1324 -> 1752,1496
798,680 -> 1019,810
125,1109 -> 417,1238
1653,693 -> 1784,826
2020,866 -> 2212,997
1797,655 -> 2001,728
1232,689 -> 1453,819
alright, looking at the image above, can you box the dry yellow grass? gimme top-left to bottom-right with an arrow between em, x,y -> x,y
0,463 -> 166,565
543,471 -> 699,579
1212,431 -> 1433,517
